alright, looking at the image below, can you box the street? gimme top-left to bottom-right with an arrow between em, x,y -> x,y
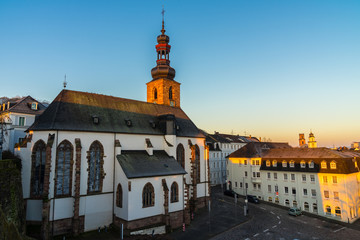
211,191 -> 360,240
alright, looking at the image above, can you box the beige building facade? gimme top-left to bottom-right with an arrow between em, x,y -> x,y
227,143 -> 360,223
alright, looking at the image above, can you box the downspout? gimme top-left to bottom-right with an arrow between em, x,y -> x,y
204,144 -> 207,205
51,130 -> 59,238
112,133 -> 116,224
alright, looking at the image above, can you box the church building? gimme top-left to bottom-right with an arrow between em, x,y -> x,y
16,16 -> 210,238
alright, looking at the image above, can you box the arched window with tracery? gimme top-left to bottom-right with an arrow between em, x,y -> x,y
170,182 -> 179,203
169,86 -> 173,100
176,144 -> 185,168
87,141 -> 104,193
142,182 -> 155,208
55,140 -> 73,197
116,184 -> 123,208
195,145 -> 201,183
31,140 -> 46,198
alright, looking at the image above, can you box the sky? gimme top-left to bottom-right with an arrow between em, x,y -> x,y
0,0 -> 359,147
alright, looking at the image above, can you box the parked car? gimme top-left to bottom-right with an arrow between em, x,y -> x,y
246,195 -> 259,204
288,207 -> 302,216
224,190 -> 240,198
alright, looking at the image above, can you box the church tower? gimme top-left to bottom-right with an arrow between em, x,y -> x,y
299,133 -> 306,147
308,131 -> 317,148
146,10 -> 180,107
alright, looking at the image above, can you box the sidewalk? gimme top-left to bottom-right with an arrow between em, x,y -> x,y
170,186 -> 250,240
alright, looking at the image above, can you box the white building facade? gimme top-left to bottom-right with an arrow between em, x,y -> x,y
206,132 -> 258,186
0,96 -> 46,153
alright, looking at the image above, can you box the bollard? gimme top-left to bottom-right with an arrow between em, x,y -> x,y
121,223 -> 123,240
182,223 -> 186,232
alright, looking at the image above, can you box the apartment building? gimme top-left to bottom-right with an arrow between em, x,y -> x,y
227,143 -> 360,223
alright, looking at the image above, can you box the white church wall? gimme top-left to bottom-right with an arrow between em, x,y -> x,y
51,198 -> 74,221
114,149 -> 130,221
127,177 -> 164,221
167,175 -> 184,213
117,134 -> 164,151
83,193 -> 113,231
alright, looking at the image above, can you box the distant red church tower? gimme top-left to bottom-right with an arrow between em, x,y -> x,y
146,11 -> 180,107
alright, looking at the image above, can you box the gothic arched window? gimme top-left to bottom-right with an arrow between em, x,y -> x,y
176,144 -> 185,168
195,145 -> 200,183
142,182 -> 154,208
31,140 -> 46,198
170,182 -> 179,203
87,141 -> 104,193
169,86 -> 173,100
116,184 -> 123,208
55,140 -> 73,197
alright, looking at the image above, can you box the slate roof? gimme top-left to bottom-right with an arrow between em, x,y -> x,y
117,150 -> 187,178
207,132 -> 259,144
260,148 -> 360,174
29,90 -> 204,138
0,96 -> 46,115
228,142 -> 292,158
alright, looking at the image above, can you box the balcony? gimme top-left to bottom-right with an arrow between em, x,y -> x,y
251,177 -> 261,183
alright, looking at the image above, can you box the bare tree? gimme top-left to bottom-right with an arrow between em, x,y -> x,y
0,115 -> 11,160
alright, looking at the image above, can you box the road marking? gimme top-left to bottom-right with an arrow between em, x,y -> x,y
316,226 -> 321,228
245,238 -> 251,240
253,233 -> 259,237
277,216 -> 280,219
260,207 -> 266,210
270,211 -> 275,215
333,227 -> 346,233
272,225 -> 277,228
263,229 -> 269,233
278,221 -> 281,224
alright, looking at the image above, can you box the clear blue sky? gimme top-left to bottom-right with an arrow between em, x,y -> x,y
1,0 -> 359,147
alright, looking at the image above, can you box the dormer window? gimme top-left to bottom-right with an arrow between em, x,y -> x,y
321,161 -> 327,169
300,161 -> 306,168
309,161 -> 314,168
266,160 -> 270,167
289,160 -> 295,168
272,160 -> 277,167
19,117 -> 25,126
282,161 -> 287,167
125,119 -> 132,127
330,161 -> 337,169
92,116 -> 99,124
31,102 -> 38,110
149,120 -> 156,128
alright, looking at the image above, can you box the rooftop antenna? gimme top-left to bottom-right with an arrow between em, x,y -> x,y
63,74 -> 67,89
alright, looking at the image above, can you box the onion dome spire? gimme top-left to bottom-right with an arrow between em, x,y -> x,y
151,8 -> 176,81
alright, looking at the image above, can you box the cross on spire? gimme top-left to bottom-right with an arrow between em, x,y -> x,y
63,74 -> 67,88
161,7 -> 166,34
